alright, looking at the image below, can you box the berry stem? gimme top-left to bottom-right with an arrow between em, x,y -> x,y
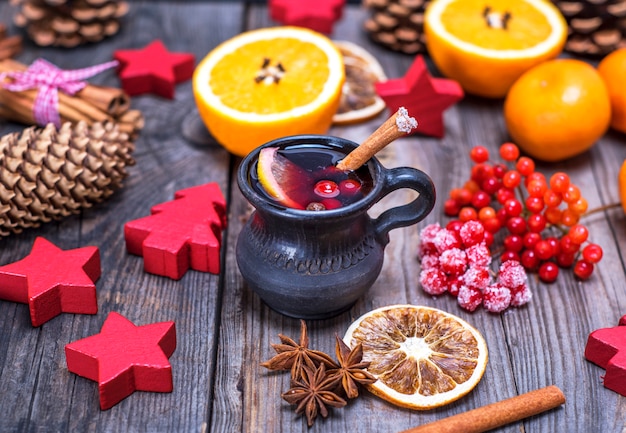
581,202 -> 621,218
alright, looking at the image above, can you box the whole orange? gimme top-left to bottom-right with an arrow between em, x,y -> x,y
504,59 -> 611,162
597,48 -> 626,134
617,159 -> 626,214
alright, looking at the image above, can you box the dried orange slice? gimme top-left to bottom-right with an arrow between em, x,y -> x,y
193,27 -> 345,157
332,41 -> 386,125
424,0 -> 567,98
343,304 -> 488,409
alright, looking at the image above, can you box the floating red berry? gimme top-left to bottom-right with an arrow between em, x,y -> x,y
314,180 -> 340,198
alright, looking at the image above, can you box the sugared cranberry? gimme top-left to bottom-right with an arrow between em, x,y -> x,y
483,283 -> 512,313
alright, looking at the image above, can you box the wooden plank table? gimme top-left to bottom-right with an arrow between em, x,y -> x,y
0,1 -> 625,432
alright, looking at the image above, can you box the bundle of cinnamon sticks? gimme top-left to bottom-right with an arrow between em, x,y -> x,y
0,58 -> 143,138
0,25 -> 23,60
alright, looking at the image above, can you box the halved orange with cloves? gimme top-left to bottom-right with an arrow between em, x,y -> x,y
193,27 -> 345,157
424,0 -> 568,98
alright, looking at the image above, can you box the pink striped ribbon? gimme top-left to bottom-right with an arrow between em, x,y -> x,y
0,58 -> 119,127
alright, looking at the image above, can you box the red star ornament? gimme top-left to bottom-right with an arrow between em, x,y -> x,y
113,39 -> 195,99
269,0 -> 346,34
375,55 -> 464,138
124,183 -> 227,280
585,315 -> 626,396
65,312 -> 176,410
0,237 -> 100,327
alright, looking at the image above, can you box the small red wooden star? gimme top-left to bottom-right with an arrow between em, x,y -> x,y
124,183 -> 227,280
65,312 -> 176,410
113,39 -> 195,99
375,55 -> 464,138
0,237 -> 100,327
269,0 -> 346,34
585,315 -> 626,396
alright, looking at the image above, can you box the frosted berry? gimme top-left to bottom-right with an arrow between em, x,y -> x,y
419,267 -> 448,295
420,254 -> 440,270
433,228 -> 461,253
510,284 -> 532,307
498,260 -> 527,287
465,242 -> 492,267
457,285 -> 483,312
439,248 -> 468,276
459,220 -> 485,247
483,283 -> 512,313
462,266 -> 491,290
418,223 -> 442,257
447,276 -> 463,297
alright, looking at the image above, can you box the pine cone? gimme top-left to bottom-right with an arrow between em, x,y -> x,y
0,121 -> 135,236
553,0 -> 626,56
362,0 -> 430,54
11,0 -> 129,47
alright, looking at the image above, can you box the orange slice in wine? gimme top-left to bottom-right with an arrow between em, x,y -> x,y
257,147 -> 309,210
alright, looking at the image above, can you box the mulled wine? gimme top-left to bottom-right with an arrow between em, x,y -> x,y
250,142 -> 374,210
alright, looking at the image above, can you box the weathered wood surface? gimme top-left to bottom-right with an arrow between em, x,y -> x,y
0,2 -> 625,433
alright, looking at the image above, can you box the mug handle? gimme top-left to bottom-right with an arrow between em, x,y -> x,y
372,167 -> 436,244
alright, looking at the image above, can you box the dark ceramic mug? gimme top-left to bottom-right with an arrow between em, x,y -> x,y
236,135 -> 436,319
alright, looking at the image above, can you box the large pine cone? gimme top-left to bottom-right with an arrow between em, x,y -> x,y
0,121 -> 135,236
11,0 -> 129,47
362,0 -> 430,54
553,0 -> 626,56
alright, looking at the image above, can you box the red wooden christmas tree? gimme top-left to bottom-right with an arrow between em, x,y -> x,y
124,183 -> 227,280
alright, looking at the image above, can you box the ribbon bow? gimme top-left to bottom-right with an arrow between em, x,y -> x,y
0,58 -> 119,127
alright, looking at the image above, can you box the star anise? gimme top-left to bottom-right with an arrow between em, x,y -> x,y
327,335 -> 377,399
260,320 -> 338,380
281,363 -> 347,427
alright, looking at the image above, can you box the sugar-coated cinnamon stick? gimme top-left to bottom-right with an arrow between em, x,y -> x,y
336,106 -> 417,171
400,385 -> 566,433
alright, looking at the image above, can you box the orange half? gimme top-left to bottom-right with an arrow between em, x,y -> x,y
424,0 -> 567,98
193,27 -> 345,156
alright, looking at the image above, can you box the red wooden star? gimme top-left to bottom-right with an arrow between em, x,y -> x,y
124,183 -> 227,280
113,39 -> 195,99
65,312 -> 176,410
269,0 -> 346,34
375,55 -> 464,138
585,315 -> 626,396
0,237 -> 100,327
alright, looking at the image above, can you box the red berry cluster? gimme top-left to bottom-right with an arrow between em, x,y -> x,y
418,220 -> 531,313
442,143 -> 603,283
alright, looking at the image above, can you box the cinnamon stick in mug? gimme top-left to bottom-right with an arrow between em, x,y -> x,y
336,106 -> 417,172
